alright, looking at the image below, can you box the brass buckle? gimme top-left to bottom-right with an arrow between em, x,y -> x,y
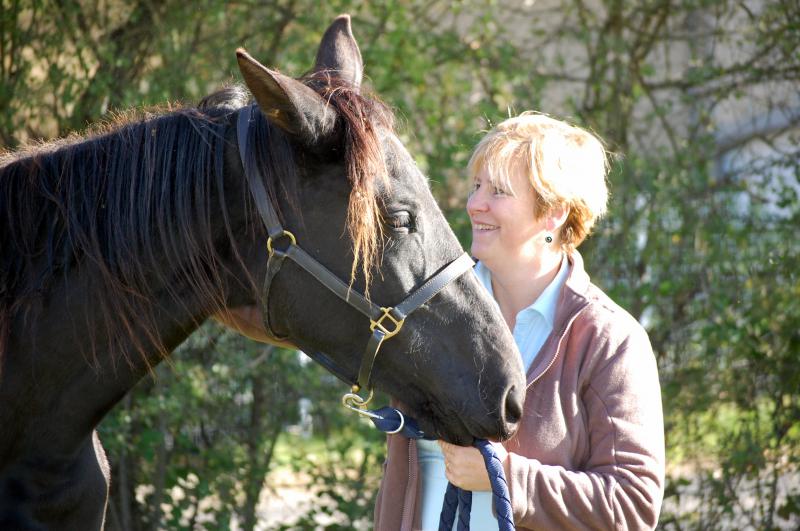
370,307 -> 404,339
266,230 -> 297,256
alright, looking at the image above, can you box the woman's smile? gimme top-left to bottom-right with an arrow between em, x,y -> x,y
473,223 -> 499,231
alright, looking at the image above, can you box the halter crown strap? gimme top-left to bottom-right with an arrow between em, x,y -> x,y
237,105 -> 284,239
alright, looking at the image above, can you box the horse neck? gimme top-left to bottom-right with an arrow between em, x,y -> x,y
0,259 -> 213,460
0,112 -> 248,456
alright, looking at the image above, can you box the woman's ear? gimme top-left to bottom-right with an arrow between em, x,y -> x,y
545,204 -> 569,234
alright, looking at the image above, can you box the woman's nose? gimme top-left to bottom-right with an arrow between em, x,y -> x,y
467,187 -> 487,214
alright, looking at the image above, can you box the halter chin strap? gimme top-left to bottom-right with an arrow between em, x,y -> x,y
236,104 -> 475,396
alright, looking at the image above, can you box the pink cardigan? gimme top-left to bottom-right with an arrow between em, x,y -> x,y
374,252 -> 665,530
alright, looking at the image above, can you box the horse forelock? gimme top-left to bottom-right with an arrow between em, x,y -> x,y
0,86 -> 250,364
304,72 -> 395,294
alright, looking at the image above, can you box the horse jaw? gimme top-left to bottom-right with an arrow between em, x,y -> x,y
212,307 -> 297,349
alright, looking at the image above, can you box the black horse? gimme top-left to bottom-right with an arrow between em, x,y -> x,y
0,16 -> 524,529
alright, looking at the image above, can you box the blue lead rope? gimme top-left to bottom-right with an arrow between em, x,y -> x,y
368,407 -> 515,531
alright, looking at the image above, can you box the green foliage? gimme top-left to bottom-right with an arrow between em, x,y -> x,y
96,322 -> 390,529
3,0 -> 799,529
272,428 -> 386,530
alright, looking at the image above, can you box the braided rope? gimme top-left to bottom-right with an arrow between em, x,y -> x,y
456,487 -> 472,531
439,483 -> 458,531
365,408 -> 515,530
437,439 -> 515,531
476,439 -> 515,530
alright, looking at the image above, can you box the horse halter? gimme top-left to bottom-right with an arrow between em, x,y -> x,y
236,104 -> 475,412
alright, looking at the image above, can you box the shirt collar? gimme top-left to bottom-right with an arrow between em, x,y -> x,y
474,254 -> 570,328
529,254 -> 570,327
473,260 -> 496,301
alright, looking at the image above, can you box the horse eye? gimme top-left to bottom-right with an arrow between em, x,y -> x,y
389,211 -> 413,232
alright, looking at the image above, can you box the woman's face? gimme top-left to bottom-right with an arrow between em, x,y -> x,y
466,166 -> 547,268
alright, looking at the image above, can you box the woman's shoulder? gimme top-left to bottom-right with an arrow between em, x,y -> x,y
560,283 -> 657,386
572,281 -> 650,347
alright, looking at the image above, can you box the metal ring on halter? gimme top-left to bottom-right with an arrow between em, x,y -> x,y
266,230 -> 297,255
382,408 -> 405,435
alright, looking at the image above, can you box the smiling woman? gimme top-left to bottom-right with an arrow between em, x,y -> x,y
374,112 -> 665,530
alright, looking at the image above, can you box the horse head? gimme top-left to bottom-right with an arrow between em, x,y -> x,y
223,16 -> 525,444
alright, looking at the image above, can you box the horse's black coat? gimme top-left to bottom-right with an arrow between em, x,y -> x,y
0,16 -> 524,529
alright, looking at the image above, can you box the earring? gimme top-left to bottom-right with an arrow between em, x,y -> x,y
545,233 -> 554,244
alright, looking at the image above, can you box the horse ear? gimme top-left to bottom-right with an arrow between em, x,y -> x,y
236,48 -> 337,143
313,14 -> 363,90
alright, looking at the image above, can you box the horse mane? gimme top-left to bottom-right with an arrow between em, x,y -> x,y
0,78 -> 394,364
0,85 -> 252,364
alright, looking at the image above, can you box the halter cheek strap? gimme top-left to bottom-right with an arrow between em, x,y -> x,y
236,104 -> 475,395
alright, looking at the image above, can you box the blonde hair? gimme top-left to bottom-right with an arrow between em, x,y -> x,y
468,112 -> 609,252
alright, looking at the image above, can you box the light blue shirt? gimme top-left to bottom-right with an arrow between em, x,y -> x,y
417,255 -> 570,530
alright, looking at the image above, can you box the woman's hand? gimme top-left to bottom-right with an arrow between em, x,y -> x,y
439,440 -> 509,491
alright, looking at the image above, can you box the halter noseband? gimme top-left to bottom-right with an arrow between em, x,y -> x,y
236,105 -> 475,408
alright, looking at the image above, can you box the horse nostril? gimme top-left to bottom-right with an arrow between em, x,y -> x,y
504,384 -> 524,426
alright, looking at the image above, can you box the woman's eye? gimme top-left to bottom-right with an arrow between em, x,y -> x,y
468,181 -> 481,197
493,186 -> 507,196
